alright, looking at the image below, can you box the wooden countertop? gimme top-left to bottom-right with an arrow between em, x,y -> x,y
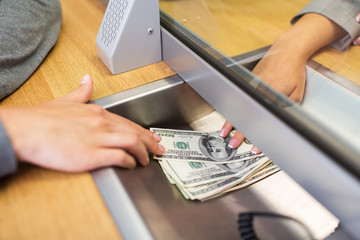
160,0 -> 360,86
0,0 -> 175,239
2,0 -> 359,239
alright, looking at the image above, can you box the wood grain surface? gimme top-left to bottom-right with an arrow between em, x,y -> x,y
0,0 -> 175,239
2,0 -> 360,239
160,0 -> 360,85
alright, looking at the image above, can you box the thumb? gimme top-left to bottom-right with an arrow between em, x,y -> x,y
54,74 -> 94,103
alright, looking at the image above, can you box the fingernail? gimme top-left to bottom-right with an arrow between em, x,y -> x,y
251,146 -> 261,154
219,128 -> 226,137
81,74 -> 90,84
158,144 -> 165,153
153,133 -> 161,142
356,15 -> 360,23
228,138 -> 239,149
353,38 -> 360,46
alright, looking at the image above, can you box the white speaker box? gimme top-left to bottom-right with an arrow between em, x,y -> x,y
96,0 -> 162,74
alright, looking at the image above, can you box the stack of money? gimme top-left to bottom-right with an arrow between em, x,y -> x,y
151,127 -> 280,201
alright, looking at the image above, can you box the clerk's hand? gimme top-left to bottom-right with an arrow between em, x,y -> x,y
0,74 -> 165,172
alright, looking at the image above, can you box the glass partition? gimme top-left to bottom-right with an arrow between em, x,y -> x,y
159,0 -> 360,179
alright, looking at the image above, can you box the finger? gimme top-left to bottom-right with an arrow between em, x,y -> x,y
288,84 -> 305,103
54,74 -> 94,103
151,131 -> 162,142
227,131 -> 245,149
104,111 -> 162,142
97,132 -> 149,166
92,149 -> 137,169
251,145 -> 261,154
353,37 -> 360,46
59,148 -> 137,172
97,132 -> 164,166
219,120 -> 234,138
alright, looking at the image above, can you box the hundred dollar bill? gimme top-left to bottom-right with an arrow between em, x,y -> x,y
200,163 -> 281,201
159,159 -> 278,201
225,163 -> 280,192
151,128 -> 264,164
158,160 -> 176,184
158,161 -> 191,199
177,159 -> 270,200
159,155 -> 269,187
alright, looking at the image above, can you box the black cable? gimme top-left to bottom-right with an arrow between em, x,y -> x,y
238,212 -> 315,240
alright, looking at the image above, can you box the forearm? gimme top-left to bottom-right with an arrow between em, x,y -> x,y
275,13 -> 347,61
252,13 -> 347,103
292,0 -> 360,50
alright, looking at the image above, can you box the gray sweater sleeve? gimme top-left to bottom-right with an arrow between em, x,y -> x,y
0,0 -> 62,100
0,118 -> 16,178
291,0 -> 360,51
0,0 -> 62,177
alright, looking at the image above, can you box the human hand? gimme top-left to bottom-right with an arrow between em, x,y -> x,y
218,31 -> 307,149
219,120 -> 261,152
0,74 -> 165,172
220,13 -> 349,147
252,41 -> 307,103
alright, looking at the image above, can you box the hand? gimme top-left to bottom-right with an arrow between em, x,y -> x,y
220,13 -> 348,148
219,120 -> 260,153
252,38 -> 307,103
0,74 -> 165,172
218,30 -> 307,149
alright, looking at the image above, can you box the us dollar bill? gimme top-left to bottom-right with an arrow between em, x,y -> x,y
159,155 -> 269,187
200,163 -> 281,201
153,127 -> 280,200
173,159 -> 270,200
151,128 -> 264,164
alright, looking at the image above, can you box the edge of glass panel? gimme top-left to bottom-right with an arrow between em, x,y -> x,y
160,10 -> 360,181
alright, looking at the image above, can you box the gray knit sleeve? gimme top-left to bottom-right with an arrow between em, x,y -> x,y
291,0 -> 360,51
0,118 -> 17,178
0,0 -> 62,100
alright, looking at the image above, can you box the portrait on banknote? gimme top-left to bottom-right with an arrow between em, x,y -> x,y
198,133 -> 237,162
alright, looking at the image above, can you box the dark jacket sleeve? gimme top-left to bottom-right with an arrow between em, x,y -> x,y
0,118 -> 17,178
0,0 -> 62,100
291,0 -> 360,51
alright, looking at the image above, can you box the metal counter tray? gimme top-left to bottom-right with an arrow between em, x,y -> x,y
90,75 -> 343,240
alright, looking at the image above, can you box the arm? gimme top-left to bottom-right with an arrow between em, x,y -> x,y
256,0 -> 360,102
221,0 -> 360,149
253,13 -> 347,102
292,0 -> 360,51
0,75 -> 165,177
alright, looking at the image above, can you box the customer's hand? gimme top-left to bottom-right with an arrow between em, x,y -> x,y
219,32 -> 307,150
252,38 -> 307,103
0,75 -> 165,172
220,13 -> 349,149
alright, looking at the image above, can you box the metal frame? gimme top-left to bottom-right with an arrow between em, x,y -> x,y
91,21 -> 360,239
92,168 -> 154,240
161,28 -> 360,239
